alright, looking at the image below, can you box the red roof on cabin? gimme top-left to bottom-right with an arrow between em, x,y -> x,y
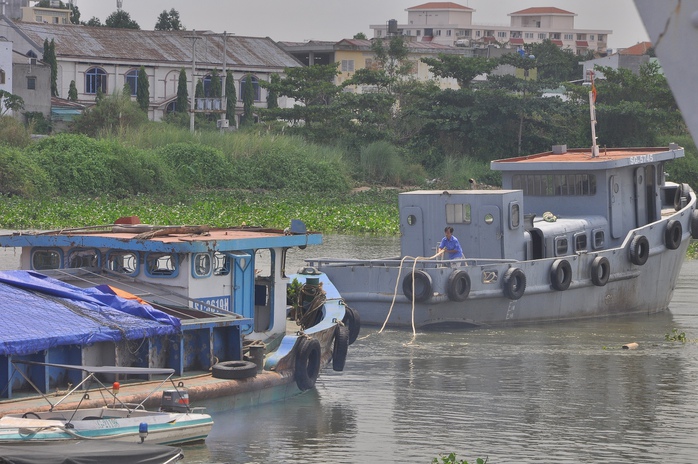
576,40 -> 589,47
619,41 -> 653,55
408,2 -> 474,11
509,7 -> 575,16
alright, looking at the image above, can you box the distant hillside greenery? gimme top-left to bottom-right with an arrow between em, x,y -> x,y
1,42 -> 697,234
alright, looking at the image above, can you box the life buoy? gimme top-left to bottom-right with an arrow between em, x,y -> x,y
342,305 -> 361,345
447,270 -> 471,301
629,235 -> 650,265
402,270 -> 433,302
665,220 -> 682,250
591,256 -> 610,286
503,267 -> 526,300
674,183 -> 691,211
332,324 -> 350,372
294,337 -> 321,391
211,360 -> 258,380
692,210 -> 698,240
550,259 -> 572,291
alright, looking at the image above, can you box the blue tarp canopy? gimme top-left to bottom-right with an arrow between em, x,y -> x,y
0,270 -> 181,356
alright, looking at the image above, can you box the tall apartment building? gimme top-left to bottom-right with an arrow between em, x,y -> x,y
371,3 -> 611,56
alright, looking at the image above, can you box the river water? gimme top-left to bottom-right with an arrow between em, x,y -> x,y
3,235 -> 698,463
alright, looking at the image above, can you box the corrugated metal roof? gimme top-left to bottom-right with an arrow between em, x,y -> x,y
13,21 -> 301,69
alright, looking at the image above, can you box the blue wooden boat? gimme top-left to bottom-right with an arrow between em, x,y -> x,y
0,219 -> 358,411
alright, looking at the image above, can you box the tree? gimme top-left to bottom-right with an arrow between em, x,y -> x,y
136,66 -> 149,112
36,0 -> 80,24
209,69 -> 221,98
421,55 -> 498,89
195,79 -> 204,99
68,80 -> 78,101
85,17 -> 102,27
105,10 -> 140,29
241,74 -> 255,126
154,9 -> 183,31
176,68 -> 188,113
225,70 -> 236,122
529,40 -> 581,83
266,74 -> 279,109
353,32 -> 367,40
0,90 -> 24,115
43,38 -> 58,97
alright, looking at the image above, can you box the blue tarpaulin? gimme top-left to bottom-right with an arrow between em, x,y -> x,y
0,270 -> 181,356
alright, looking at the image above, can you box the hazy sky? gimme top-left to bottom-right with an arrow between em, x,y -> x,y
75,0 -> 649,51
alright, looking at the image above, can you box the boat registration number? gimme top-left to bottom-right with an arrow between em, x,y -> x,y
629,154 -> 654,164
193,296 -> 231,312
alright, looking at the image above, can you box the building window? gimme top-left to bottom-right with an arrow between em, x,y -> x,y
589,34 -> 595,41
598,34 -> 605,41
577,34 -> 587,40
446,30 -> 451,36
0,69 -> 5,84
166,101 -> 177,114
497,31 -> 507,38
416,30 -> 421,36
435,30 -> 441,36
463,29 -> 471,37
341,60 -> 355,72
446,204 -> 471,224
564,34 -> 574,40
525,32 -> 534,39
52,16 -> 59,23
239,75 -> 260,101
377,30 -> 382,37
203,73 -> 223,97
550,33 -> 561,40
85,67 -> 107,95
35,15 -> 42,22
27,76 -> 36,90
125,69 -> 138,96
476,30 -> 481,37
538,33 -> 546,39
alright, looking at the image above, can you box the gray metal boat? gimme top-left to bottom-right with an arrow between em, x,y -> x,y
308,145 -> 696,328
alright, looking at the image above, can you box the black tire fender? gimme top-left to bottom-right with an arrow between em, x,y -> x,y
674,183 -> 690,211
332,324 -> 350,372
665,219 -> 682,250
295,337 -> 321,391
550,259 -> 572,291
447,270 -> 471,301
342,305 -> 361,345
503,267 -> 526,300
629,235 -> 650,265
691,210 -> 698,240
402,270 -> 433,302
591,256 -> 610,286
211,360 -> 258,380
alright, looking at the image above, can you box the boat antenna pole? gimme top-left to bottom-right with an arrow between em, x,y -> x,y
588,69 -> 599,158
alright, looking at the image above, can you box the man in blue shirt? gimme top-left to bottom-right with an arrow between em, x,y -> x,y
438,226 -> 464,259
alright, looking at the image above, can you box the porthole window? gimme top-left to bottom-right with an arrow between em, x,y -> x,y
106,251 -> 139,276
31,248 -> 62,270
574,233 -> 588,252
407,214 -> 417,225
484,213 -> 494,225
510,202 -> 520,229
192,253 -> 212,278
593,230 -> 605,250
145,252 -> 178,278
68,248 -> 101,268
214,252 -> 231,276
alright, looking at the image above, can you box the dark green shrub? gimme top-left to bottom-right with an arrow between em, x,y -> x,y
71,93 -> 148,137
0,116 -> 31,148
157,142 -> 234,189
0,145 -> 54,196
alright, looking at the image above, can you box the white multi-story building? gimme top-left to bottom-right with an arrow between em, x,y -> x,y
371,3 -> 611,56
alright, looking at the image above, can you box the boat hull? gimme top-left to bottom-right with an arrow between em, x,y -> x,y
310,207 -> 693,328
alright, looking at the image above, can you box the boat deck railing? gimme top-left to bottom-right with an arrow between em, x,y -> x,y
305,257 -> 519,269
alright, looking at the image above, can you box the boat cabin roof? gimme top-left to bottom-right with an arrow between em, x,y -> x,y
491,145 -> 684,172
0,225 -> 322,253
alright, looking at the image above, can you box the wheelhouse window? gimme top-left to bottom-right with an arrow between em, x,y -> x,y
574,233 -> 588,252
512,174 -> 596,196
509,202 -> 520,229
145,252 -> 178,277
125,69 -> 138,96
446,204 -> 471,224
592,230 -> 605,250
555,237 -> 569,256
68,248 -> 101,268
85,67 -> 107,95
106,251 -> 139,276
31,248 -> 62,270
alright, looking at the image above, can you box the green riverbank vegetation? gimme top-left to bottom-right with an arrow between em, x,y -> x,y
1,40 -> 697,235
